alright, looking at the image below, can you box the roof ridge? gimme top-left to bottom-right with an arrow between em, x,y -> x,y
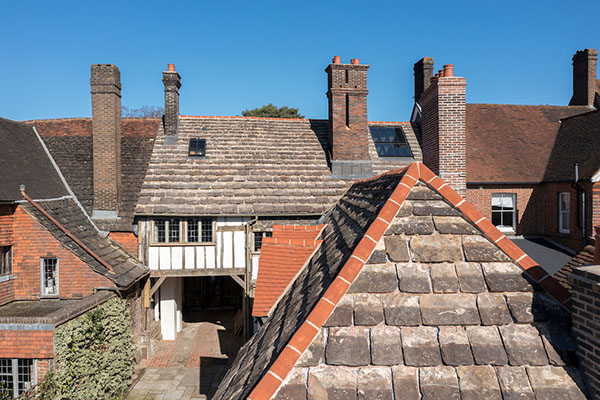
180,115 -> 314,122
467,103 -> 591,109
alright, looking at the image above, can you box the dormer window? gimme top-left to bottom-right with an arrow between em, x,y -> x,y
188,139 -> 206,157
369,127 -> 412,157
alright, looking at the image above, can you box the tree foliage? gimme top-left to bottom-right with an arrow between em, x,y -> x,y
121,105 -> 164,117
241,103 -> 304,119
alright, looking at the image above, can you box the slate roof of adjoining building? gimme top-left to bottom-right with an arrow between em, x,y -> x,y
20,197 -> 147,288
213,163 -> 585,400
543,109 -> 600,182
135,117 -> 421,216
30,118 -> 159,231
0,118 -> 68,202
466,104 -> 590,184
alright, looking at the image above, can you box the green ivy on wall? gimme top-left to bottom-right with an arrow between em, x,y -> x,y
36,297 -> 136,400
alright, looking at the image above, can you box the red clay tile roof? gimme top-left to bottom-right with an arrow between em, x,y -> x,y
466,104 -> 590,183
543,109 -> 600,181
252,225 -> 325,317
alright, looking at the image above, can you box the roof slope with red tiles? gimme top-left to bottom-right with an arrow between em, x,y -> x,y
466,104 -> 590,183
252,224 -> 326,317
214,163 -> 582,400
30,118 -> 159,231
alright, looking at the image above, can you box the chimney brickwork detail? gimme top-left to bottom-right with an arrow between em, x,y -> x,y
325,58 -> 372,178
420,66 -> 467,196
90,64 -> 121,215
163,64 -> 181,143
570,49 -> 598,107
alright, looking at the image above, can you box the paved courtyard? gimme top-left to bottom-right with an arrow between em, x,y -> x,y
126,310 -> 243,400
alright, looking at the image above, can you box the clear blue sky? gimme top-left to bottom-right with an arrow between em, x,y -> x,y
1,0 -> 598,121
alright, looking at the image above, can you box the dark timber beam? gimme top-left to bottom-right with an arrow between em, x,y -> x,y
149,268 -> 246,278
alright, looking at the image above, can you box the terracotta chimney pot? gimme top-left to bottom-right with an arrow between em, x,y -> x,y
168,63 -> 175,72
351,58 -> 360,65
443,64 -> 454,77
332,56 -> 341,64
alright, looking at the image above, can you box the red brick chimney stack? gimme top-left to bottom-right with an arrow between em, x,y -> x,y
570,49 -> 598,107
90,64 -> 122,218
420,61 -> 467,196
325,57 -> 372,179
163,64 -> 182,144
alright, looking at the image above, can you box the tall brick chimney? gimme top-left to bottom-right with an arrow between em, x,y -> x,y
414,57 -> 434,102
91,64 -> 121,218
420,63 -> 467,196
162,64 -> 181,144
569,49 -> 598,107
326,57 -> 372,179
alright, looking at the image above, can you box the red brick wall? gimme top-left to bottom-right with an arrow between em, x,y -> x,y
0,281 -> 15,307
421,76 -> 467,196
0,329 -> 53,358
12,205 -> 112,300
593,181 -> 600,229
326,62 -> 370,161
37,359 -> 51,382
0,205 -> 15,246
466,185 -> 539,236
108,232 -> 138,258
541,182 -> 593,252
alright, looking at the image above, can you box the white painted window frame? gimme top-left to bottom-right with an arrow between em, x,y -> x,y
559,192 -> 571,234
40,257 -> 59,297
491,193 -> 517,233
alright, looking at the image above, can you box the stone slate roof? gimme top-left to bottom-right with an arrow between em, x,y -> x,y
466,104 -> 590,184
252,224 -> 325,317
20,198 -> 147,288
214,163 -> 584,400
135,117 -> 421,216
31,118 -> 159,231
0,118 -> 67,202
543,109 -> 600,182
553,244 -> 595,292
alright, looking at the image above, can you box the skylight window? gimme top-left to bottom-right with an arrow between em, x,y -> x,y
188,139 -> 206,157
369,127 -> 412,157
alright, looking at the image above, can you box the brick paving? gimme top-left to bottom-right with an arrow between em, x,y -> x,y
127,310 -> 243,400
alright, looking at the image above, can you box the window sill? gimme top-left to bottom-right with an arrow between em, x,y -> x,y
0,275 -> 15,283
150,242 -> 216,247
40,295 -> 59,299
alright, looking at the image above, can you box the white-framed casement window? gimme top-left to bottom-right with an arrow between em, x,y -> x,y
491,193 -> 516,233
559,192 -> 570,233
0,358 -> 35,398
253,231 -> 273,252
40,257 -> 58,297
152,218 -> 215,244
